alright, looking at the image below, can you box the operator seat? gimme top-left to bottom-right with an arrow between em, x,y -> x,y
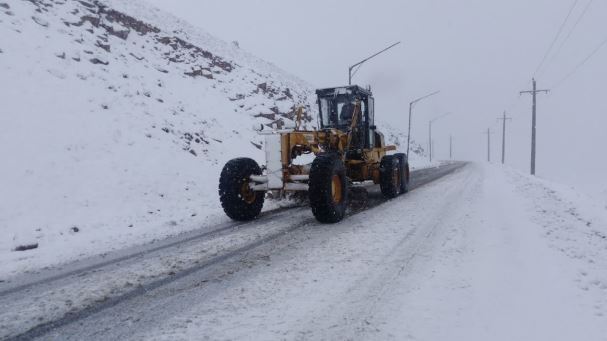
340,102 -> 354,122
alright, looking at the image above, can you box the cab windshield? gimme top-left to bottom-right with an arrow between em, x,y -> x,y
319,96 -> 364,128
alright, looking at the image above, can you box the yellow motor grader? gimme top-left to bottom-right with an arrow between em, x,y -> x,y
219,85 -> 409,223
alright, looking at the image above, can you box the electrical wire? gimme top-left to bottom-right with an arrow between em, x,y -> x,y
552,35 -> 607,90
548,0 -> 595,66
534,0 -> 580,77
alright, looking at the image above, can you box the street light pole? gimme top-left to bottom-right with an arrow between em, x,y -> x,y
407,91 -> 440,158
348,42 -> 401,85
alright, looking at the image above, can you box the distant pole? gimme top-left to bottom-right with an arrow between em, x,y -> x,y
449,135 -> 453,160
487,128 -> 491,162
407,102 -> 413,157
520,78 -> 549,175
407,90 -> 440,158
483,128 -> 493,162
348,42 -> 401,85
429,121 -> 432,162
497,111 -> 512,164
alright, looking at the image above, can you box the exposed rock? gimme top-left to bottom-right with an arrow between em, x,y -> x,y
184,67 -> 213,79
95,40 -> 110,52
90,57 -> 108,65
32,16 -> 49,27
101,7 -> 160,35
14,243 -> 39,252
129,52 -> 144,61
229,94 -> 245,101
254,113 -> 276,121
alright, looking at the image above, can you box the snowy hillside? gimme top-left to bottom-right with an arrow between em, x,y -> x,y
0,0 -> 318,275
0,0 -> 426,277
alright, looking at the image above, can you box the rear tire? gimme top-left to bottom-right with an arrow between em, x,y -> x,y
309,154 -> 348,223
395,153 -> 410,193
380,155 -> 401,198
219,158 -> 265,221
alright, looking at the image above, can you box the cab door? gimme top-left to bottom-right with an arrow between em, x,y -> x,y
367,96 -> 375,149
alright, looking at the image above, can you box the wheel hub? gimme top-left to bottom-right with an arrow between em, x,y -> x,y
393,166 -> 401,192
331,175 -> 343,204
240,181 -> 256,204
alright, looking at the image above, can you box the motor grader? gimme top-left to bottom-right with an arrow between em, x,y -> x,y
218,85 -> 409,223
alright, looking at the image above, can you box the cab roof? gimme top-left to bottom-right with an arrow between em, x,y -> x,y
315,85 -> 373,98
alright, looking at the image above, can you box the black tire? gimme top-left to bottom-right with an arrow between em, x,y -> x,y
380,155 -> 401,199
219,158 -> 264,221
394,153 -> 410,193
309,154 -> 348,223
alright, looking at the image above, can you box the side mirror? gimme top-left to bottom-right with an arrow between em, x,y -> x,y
370,125 -> 377,130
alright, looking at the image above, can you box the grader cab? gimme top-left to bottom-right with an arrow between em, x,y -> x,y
218,85 -> 410,223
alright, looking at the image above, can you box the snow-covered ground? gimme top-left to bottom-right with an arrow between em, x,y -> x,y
133,163 -> 606,341
0,0 -> 429,279
2,163 -> 605,340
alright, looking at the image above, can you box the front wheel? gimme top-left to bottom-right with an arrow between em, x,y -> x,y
380,155 -> 402,198
309,154 -> 348,223
219,158 -> 265,221
394,153 -> 410,193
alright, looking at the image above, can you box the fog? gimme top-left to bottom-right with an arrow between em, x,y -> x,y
144,0 -> 607,195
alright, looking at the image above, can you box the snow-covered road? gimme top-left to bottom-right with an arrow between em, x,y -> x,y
3,162 -> 607,340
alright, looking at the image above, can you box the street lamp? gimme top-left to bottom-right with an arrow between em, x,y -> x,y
407,91 -> 440,158
429,112 -> 452,162
348,42 -> 401,85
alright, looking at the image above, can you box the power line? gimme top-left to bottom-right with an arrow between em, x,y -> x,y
552,35 -> 607,90
549,0 -> 595,65
534,0 -> 580,77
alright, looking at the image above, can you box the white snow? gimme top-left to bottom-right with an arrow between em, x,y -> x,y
1,163 -> 606,339
0,0 -> 427,279
2,1 -> 606,339
127,163 -> 607,340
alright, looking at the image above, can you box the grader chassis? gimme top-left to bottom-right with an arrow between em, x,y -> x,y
219,85 -> 409,223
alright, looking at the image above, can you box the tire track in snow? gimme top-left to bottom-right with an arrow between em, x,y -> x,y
2,162 -> 466,341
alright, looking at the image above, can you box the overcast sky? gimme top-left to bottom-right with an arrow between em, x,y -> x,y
144,0 -> 606,194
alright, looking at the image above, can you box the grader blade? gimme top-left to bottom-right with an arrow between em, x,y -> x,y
348,186 -> 369,212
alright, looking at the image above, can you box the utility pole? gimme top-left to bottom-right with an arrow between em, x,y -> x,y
348,42 -> 401,85
520,78 -> 549,175
429,122 -> 432,162
407,90 -> 440,158
449,135 -> 453,160
483,128 -> 493,162
497,111 -> 512,165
